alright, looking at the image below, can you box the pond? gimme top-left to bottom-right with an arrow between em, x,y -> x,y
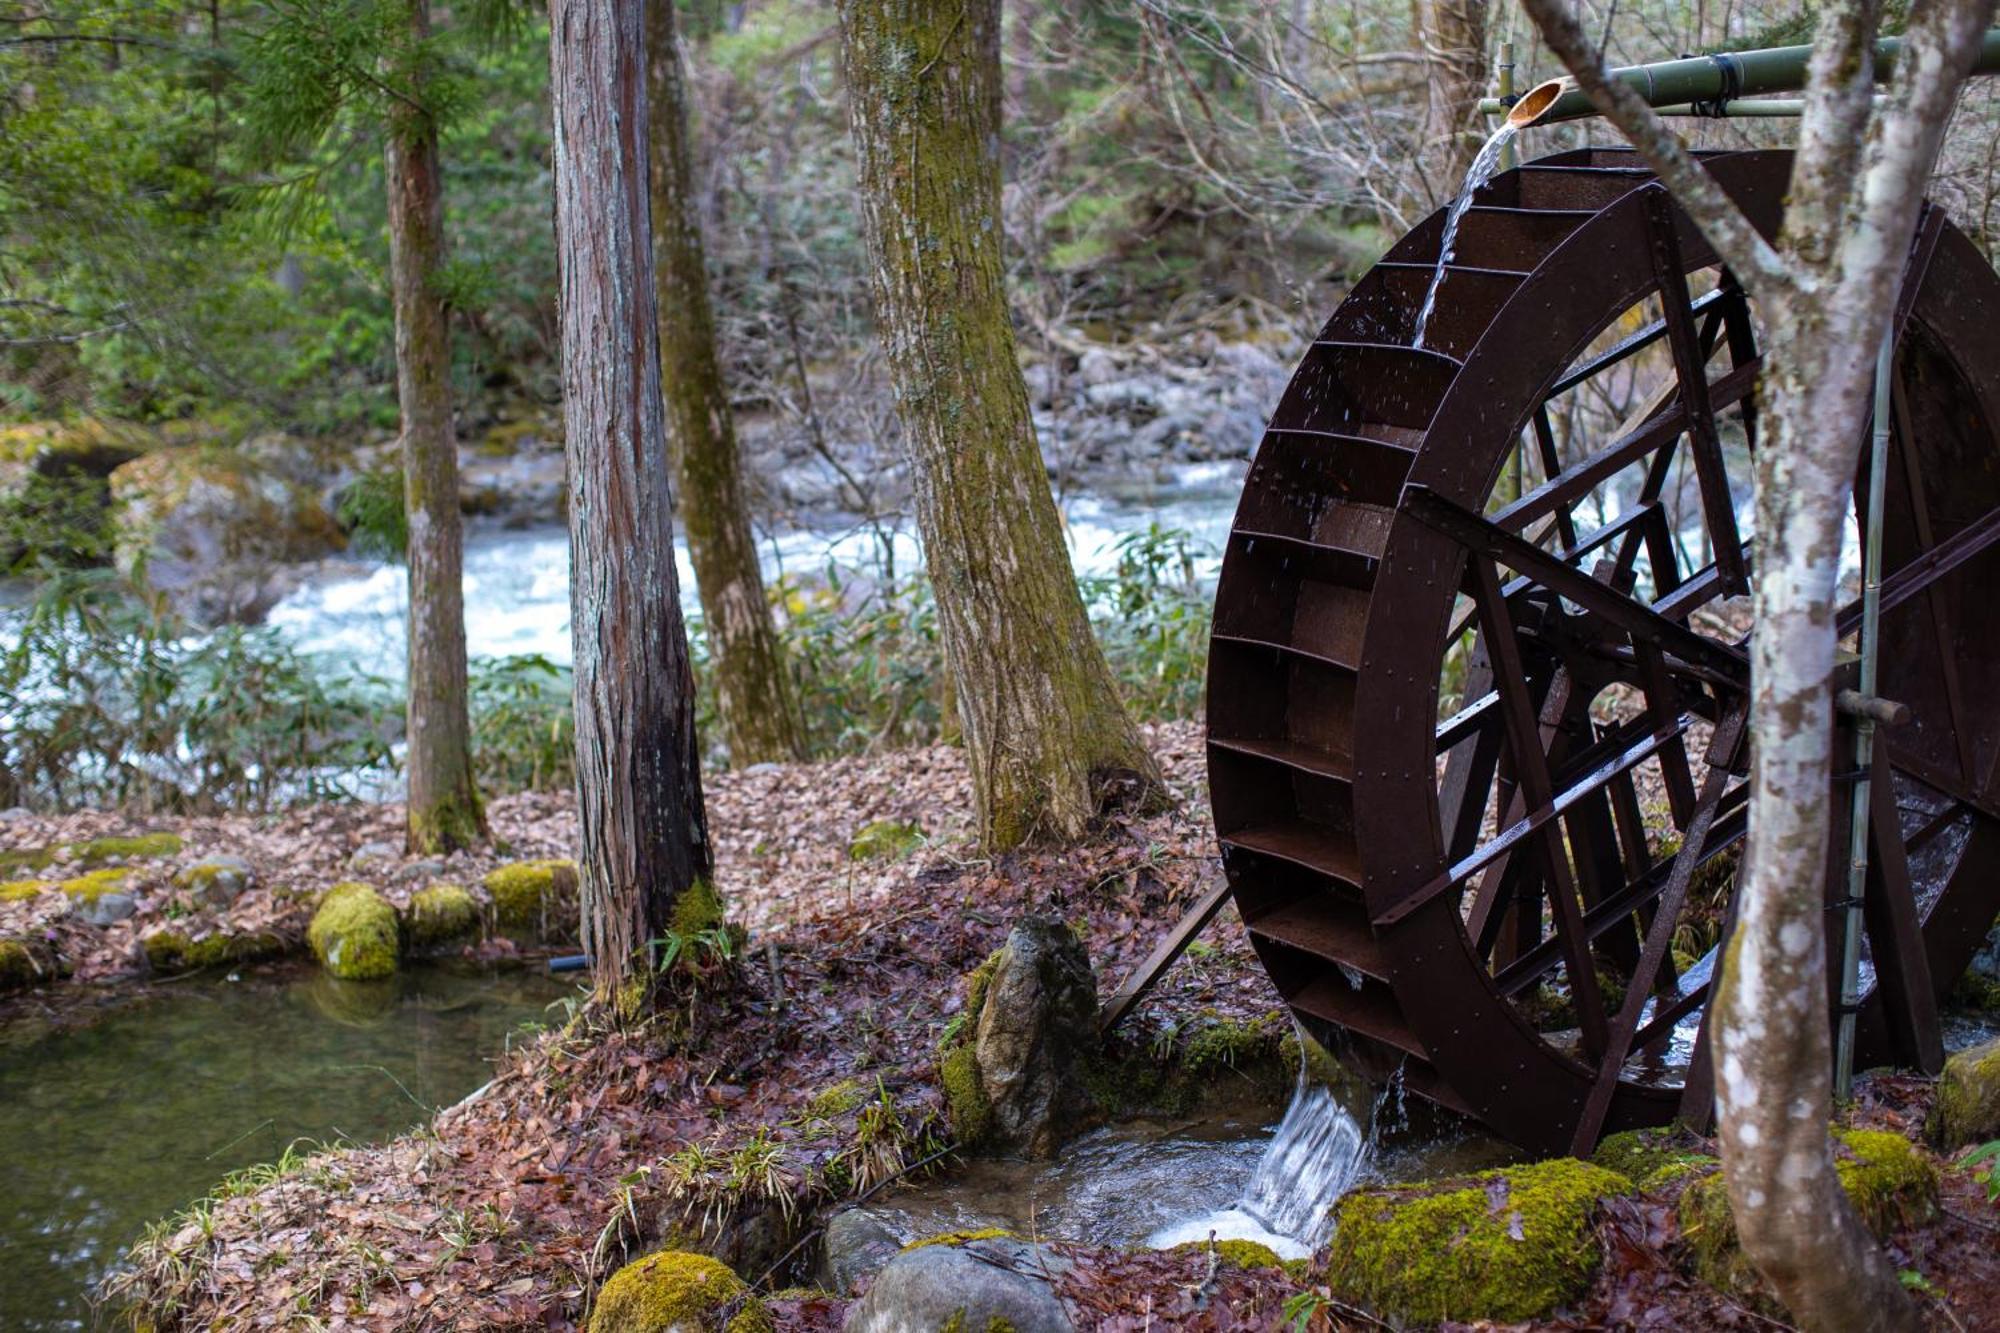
0,961 -> 578,1331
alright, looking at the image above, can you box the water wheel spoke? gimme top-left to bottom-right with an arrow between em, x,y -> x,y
1862,740 -> 1946,1071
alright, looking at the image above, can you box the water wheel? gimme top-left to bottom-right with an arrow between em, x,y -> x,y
1208,147 -> 2000,1156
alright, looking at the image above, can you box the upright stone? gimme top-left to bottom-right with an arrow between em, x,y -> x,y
973,915 -> 1099,1157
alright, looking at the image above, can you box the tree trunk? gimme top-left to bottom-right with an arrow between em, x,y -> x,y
385,0 -> 484,855
645,0 -> 806,766
551,0 -> 714,1013
838,0 -> 1164,849
1415,0 -> 1490,198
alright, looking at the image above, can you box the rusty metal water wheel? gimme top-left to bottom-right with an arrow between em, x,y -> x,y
1207,147 -> 2000,1156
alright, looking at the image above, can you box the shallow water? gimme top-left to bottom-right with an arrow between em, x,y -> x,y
0,962 -> 577,1331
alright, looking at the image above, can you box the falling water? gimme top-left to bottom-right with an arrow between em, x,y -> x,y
1411,123 -> 1518,350
1148,1056 -> 1369,1256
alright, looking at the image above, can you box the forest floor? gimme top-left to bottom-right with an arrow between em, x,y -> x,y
8,723 -> 1997,1330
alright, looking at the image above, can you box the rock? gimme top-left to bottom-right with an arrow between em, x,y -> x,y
395,858 -> 446,884
307,882 -> 399,980
847,819 -> 923,861
404,883 -> 481,951
348,841 -> 398,874
588,1250 -> 771,1333
175,855 -> 255,908
142,927 -> 286,975
482,858 -> 579,933
1932,1036 -> 2000,1150
1678,1128 -> 1938,1300
1326,1159 -> 1631,1325
845,1234 -> 1074,1333
966,916 -> 1099,1157
818,1208 -> 904,1295
59,868 -> 137,925
110,445 -> 345,625
457,441 -> 568,527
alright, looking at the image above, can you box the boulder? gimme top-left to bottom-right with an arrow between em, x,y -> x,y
818,1208 -> 904,1295
969,916 -> 1099,1157
175,855 -> 255,909
588,1250 -> 771,1333
60,868 -> 137,926
1932,1035 -> 2000,1151
347,841 -> 398,875
110,445 -> 344,625
142,926 -> 286,975
844,1234 -> 1074,1333
403,883 -> 480,951
483,858 -> 580,933
307,882 -> 399,980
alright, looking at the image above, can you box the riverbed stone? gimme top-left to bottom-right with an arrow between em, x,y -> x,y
60,868 -> 137,925
404,883 -> 481,951
1932,1035 -> 2000,1150
588,1250 -> 771,1333
971,915 -> 1100,1157
844,1234 -> 1074,1333
308,882 -> 399,980
141,926 -> 286,975
348,841 -> 398,874
175,855 -> 255,908
818,1207 -> 904,1295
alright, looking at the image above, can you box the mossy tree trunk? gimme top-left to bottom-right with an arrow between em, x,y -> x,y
838,0 -> 1164,849
550,0 -> 715,1016
645,0 -> 806,766
385,0 -> 484,855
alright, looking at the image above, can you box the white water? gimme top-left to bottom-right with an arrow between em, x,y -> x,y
1147,1070 -> 1370,1258
1411,124 -> 1518,351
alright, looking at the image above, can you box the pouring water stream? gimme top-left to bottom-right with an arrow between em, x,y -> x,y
1411,123 -> 1518,350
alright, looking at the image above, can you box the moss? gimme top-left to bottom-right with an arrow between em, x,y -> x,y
1278,1028 -> 1347,1089
1930,1036 -> 2000,1150
669,878 -> 725,937
1637,1156 -> 1717,1191
587,1250 -> 772,1333
0,938 -> 60,990
404,883 -> 481,950
0,878 -> 47,902
58,867 -> 129,903
307,882 -> 399,980
940,1044 -> 992,1144
962,948 -> 1004,1026
407,791 -> 485,858
141,927 -> 285,975
1180,1012 -> 1286,1075
1591,1125 -> 1709,1187
482,858 -> 578,931
848,818 -> 924,861
1326,1158 -> 1631,1324
0,846 -> 54,874
1280,1257 -> 1310,1281
69,832 -> 183,865
805,1079 -> 867,1118
1678,1128 -> 1940,1296
901,1228 -> 1016,1252
1170,1237 -> 1283,1270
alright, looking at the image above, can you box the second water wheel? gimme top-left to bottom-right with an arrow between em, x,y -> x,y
1207,146 -> 2000,1156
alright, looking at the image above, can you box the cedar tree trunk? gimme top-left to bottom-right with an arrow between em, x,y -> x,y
838,0 -> 1165,849
385,0 -> 484,854
1518,0 -> 1994,1325
1416,0 -> 1491,194
550,0 -> 714,1012
645,0 -> 806,766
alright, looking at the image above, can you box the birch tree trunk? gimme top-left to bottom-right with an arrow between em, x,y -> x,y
1517,0 -> 1994,1325
550,0 -> 713,1014
385,0 -> 484,854
645,0 -> 806,766
1416,0 -> 1491,195
839,0 -> 1165,849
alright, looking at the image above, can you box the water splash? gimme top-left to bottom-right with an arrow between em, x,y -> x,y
1411,123 -> 1518,351
1148,1054 -> 1369,1256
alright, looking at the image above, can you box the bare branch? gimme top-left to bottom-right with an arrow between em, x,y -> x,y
1515,0 -> 1797,297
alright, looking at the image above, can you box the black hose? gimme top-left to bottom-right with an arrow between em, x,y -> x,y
548,954 -> 590,974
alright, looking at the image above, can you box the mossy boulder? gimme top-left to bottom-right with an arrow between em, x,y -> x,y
1931,1035 -> 2000,1151
848,819 -> 924,861
1326,1158 -> 1632,1324
307,882 -> 399,980
70,832 -> 183,865
587,1250 -> 772,1333
0,937 -> 65,990
403,883 -> 481,951
174,855 -> 254,908
1678,1127 -> 1940,1297
60,867 -> 138,925
482,858 -> 578,932
142,927 -> 286,975
1592,1124 -> 1713,1188
1169,1237 -> 1284,1270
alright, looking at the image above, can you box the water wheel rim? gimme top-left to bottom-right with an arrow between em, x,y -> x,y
1210,147 -> 2000,1155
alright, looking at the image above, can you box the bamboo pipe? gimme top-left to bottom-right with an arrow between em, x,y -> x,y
1500,29 -> 2000,128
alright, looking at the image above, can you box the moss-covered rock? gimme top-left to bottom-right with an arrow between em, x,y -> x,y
0,878 -> 47,902
1326,1158 -> 1632,1324
174,855 -> 254,907
902,1228 -> 1016,1252
58,867 -> 129,903
1931,1035 -> 2000,1151
141,927 -> 286,975
70,832 -> 183,865
482,858 -> 578,932
1180,1012 -> 1287,1076
848,819 -> 924,861
587,1250 -> 772,1333
0,937 -> 64,990
1169,1237 -> 1283,1270
1678,1127 -> 1941,1297
307,882 -> 399,980
403,883 -> 481,950
1592,1124 -> 1711,1187
940,1044 -> 992,1144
